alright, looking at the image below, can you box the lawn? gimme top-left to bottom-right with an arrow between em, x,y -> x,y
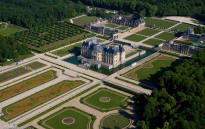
143,38 -> 164,46
117,26 -> 129,30
123,55 -> 175,81
0,61 -> 46,83
1,80 -> 85,121
39,107 -> 95,129
81,88 -> 129,112
52,43 -> 82,57
171,23 -> 194,32
100,114 -> 131,129
73,16 -> 97,26
126,51 -> 137,58
0,70 -> 57,102
136,28 -> 160,36
155,32 -> 176,40
145,18 -> 177,29
124,34 -> 147,42
25,126 -> 37,129
105,23 -> 119,28
0,23 -> 25,36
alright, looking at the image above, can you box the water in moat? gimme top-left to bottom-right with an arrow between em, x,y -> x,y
63,50 -> 154,75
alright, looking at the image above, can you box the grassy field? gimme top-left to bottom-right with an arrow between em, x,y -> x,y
81,88 -> 129,112
124,34 -> 147,42
0,70 -> 56,102
145,18 -> 177,29
126,51 -> 137,58
117,26 -> 129,30
52,43 -> 82,57
136,28 -> 160,36
73,16 -> 97,26
155,32 -> 176,40
171,23 -> 194,32
0,61 -> 46,83
1,80 -> 85,121
25,126 -> 37,129
123,55 -> 175,81
0,24 -> 25,36
143,38 -> 164,46
105,23 -> 119,28
100,114 -> 131,129
39,107 -> 95,129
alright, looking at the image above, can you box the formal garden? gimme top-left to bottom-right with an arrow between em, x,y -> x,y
81,88 -> 129,112
124,34 -> 147,42
0,61 -> 46,83
100,113 -> 131,129
143,38 -> 164,46
122,55 -> 176,82
144,18 -> 177,29
39,107 -> 95,129
0,80 -> 85,121
14,22 -> 93,52
155,32 -> 176,40
0,70 -> 57,102
105,23 -> 119,28
136,28 -> 160,36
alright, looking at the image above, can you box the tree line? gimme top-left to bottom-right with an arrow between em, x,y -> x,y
0,0 -> 87,28
0,36 -> 31,63
72,0 -> 205,22
135,51 -> 205,129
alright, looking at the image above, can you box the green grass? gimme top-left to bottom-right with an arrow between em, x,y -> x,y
25,126 -> 37,129
73,16 -> 97,26
100,114 -> 131,129
124,34 -> 146,42
136,28 -> 160,36
81,88 -> 129,112
171,23 -> 195,32
145,18 -> 177,29
143,38 -> 164,46
52,43 -> 82,57
117,26 -> 129,30
123,55 -> 175,81
0,61 -> 46,83
39,107 -> 95,129
105,23 -> 119,28
0,24 -> 25,36
155,32 -> 176,40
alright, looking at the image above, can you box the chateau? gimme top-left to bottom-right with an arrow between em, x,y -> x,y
78,38 -> 125,69
183,28 -> 205,43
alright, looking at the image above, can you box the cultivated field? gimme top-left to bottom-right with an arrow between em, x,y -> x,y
123,55 -> 176,81
136,28 -> 160,36
145,18 -> 177,29
52,43 -> 82,57
0,23 -> 25,36
14,22 -> 93,52
0,70 -> 57,102
155,32 -> 176,40
0,61 -> 46,83
39,107 -> 95,129
124,34 -> 146,42
1,80 -> 85,121
73,16 -> 97,26
143,38 -> 164,46
100,113 -> 131,129
81,88 -> 129,112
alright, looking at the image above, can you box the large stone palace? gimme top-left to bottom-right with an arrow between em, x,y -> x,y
78,38 -> 125,69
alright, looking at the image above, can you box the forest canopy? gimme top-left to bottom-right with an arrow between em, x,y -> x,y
135,50 -> 205,129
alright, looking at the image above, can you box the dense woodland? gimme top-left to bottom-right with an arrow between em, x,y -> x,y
73,0 -> 205,22
136,51 -> 205,129
0,36 -> 30,63
0,0 -> 86,28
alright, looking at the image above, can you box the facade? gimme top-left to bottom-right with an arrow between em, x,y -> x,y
161,41 -> 198,56
183,28 -> 205,43
108,14 -> 145,27
78,38 -> 125,69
